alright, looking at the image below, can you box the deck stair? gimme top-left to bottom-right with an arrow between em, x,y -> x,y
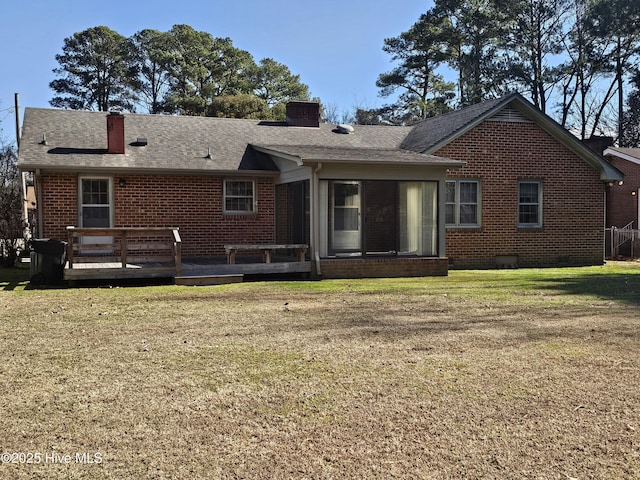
611,221 -> 635,257
174,274 -> 244,286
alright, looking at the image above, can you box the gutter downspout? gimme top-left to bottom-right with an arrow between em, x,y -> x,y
21,171 -> 29,237
439,178 -> 447,259
312,162 -> 323,276
35,169 -> 43,238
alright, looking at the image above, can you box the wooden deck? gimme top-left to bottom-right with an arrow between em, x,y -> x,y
64,228 -> 311,283
65,257 -> 312,282
65,227 -> 182,281
182,257 -> 312,276
177,256 -> 312,284
65,261 -> 179,280
224,244 -> 308,264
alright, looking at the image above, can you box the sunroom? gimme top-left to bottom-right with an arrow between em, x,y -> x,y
257,144 -> 465,278
318,180 -> 439,257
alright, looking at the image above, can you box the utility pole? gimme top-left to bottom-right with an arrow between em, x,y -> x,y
14,93 -> 20,148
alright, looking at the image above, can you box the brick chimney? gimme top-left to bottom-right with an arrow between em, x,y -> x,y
286,101 -> 320,127
583,135 -> 614,155
106,112 -> 125,154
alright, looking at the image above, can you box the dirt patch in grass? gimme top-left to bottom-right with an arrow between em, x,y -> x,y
0,263 -> 639,478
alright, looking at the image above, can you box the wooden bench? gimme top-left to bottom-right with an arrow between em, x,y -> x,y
224,244 -> 308,264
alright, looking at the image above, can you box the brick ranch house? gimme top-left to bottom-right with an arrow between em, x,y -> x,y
405,95 -> 622,269
18,94 -> 621,280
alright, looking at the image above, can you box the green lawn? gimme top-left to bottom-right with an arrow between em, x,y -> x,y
1,262 -> 639,479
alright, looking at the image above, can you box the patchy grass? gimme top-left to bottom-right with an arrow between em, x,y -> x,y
0,262 -> 639,479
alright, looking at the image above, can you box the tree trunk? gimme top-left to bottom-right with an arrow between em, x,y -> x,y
617,38 -> 624,144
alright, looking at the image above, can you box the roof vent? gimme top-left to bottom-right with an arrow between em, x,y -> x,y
488,106 -> 532,123
336,124 -> 355,134
131,137 -> 147,147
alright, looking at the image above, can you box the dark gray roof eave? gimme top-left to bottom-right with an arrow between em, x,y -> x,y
299,158 -> 466,168
252,144 -> 465,168
19,163 -> 280,177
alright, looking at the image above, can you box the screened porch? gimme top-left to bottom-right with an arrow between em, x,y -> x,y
277,179 -> 440,259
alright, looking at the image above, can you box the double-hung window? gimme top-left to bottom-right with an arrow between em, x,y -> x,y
518,181 -> 542,227
80,178 -> 112,228
224,180 -> 255,214
78,177 -> 113,254
445,180 -> 480,227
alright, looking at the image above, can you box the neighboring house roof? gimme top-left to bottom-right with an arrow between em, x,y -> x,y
604,147 -> 640,166
402,92 -> 623,181
18,107 -> 460,174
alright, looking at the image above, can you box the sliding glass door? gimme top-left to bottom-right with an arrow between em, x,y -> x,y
331,181 -> 361,252
321,180 -> 438,257
399,182 -> 437,256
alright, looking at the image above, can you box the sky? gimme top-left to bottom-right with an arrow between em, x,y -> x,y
0,0 -> 433,146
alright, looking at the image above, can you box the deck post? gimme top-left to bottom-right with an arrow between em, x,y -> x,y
120,229 -> 128,268
173,229 -> 182,276
67,227 -> 75,269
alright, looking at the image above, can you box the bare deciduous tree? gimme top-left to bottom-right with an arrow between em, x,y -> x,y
0,144 -> 25,267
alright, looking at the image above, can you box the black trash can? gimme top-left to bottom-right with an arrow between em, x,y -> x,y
29,239 -> 68,285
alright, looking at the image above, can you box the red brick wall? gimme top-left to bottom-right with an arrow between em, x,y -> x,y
437,121 -> 606,269
606,156 -> 640,228
275,184 -> 288,244
320,257 -> 448,278
39,173 -> 78,242
39,173 -> 276,257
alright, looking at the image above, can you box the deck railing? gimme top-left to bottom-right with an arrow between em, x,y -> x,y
66,227 -> 182,279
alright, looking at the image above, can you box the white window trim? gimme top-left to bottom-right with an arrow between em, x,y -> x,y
223,179 -> 256,215
78,176 -> 114,228
445,179 -> 481,228
518,180 -> 542,228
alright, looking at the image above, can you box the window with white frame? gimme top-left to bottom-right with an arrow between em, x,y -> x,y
79,177 -> 112,228
518,181 -> 542,227
224,180 -> 255,214
445,180 -> 480,227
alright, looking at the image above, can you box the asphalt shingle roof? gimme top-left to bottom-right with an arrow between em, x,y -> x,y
19,108 -> 451,173
253,144 -> 462,166
400,96 -> 512,153
18,95 -> 621,181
